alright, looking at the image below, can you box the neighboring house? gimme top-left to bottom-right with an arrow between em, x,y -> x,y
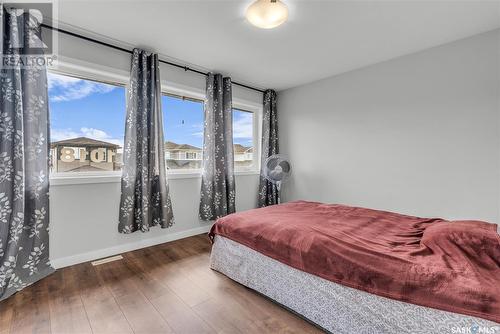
234,144 -> 253,168
165,141 -> 254,170
165,141 -> 202,169
50,137 -> 121,173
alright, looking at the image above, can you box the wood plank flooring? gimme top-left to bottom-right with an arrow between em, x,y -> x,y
0,234 -> 323,334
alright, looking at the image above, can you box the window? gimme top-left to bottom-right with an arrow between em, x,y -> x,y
48,72 -> 259,177
162,96 -> 257,172
233,108 -> 255,169
162,94 -> 204,170
48,72 -> 126,174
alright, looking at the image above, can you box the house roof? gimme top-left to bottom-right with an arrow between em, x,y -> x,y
234,144 -> 253,154
165,141 -> 253,154
66,165 -> 110,172
165,141 -> 201,151
51,137 -> 120,149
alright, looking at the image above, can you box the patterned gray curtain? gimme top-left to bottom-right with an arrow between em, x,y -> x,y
0,8 -> 54,301
199,73 -> 235,220
258,89 -> 279,207
119,48 -> 174,233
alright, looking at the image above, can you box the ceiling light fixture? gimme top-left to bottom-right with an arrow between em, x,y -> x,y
246,0 -> 289,29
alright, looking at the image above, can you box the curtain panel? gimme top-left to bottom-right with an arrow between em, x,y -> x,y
199,73 -> 236,221
0,8 -> 55,301
119,48 -> 174,233
258,89 -> 279,207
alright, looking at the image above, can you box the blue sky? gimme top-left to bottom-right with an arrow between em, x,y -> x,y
48,72 -> 253,149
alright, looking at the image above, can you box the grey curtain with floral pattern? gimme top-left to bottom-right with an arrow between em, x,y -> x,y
199,73 -> 235,220
119,48 -> 174,233
0,8 -> 54,301
258,89 -> 279,207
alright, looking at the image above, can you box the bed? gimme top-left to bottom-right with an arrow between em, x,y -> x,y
209,201 -> 500,334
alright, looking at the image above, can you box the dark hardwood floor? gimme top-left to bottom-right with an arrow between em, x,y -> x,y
0,234 -> 323,334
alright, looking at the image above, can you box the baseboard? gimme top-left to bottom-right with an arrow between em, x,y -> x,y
50,225 -> 212,269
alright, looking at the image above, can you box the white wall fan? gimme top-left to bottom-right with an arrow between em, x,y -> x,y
263,154 -> 291,204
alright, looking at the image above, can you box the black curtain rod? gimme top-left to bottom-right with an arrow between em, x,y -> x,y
41,24 -> 266,94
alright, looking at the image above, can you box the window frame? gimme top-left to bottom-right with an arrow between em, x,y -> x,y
48,59 -> 262,186
161,92 -> 205,175
162,93 -> 261,175
48,69 -> 126,182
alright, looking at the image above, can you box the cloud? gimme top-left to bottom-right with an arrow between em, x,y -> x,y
189,114 -> 253,140
80,127 -> 109,140
51,128 -> 81,141
47,73 -> 81,89
48,72 -> 116,102
233,112 -> 253,139
191,123 -> 203,130
51,127 -> 123,147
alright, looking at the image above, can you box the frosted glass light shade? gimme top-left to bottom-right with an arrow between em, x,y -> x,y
246,0 -> 288,29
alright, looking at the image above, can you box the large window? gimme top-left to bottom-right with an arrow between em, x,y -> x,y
49,72 -> 258,176
162,95 -> 256,172
48,72 -> 125,174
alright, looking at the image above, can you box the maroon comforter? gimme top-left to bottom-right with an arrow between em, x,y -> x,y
209,201 -> 500,323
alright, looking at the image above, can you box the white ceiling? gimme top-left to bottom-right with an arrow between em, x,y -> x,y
54,1 -> 500,91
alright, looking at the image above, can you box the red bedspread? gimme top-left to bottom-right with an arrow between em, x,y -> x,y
209,201 -> 500,323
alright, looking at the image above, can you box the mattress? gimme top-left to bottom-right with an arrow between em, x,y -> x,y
210,201 -> 500,322
210,235 -> 499,334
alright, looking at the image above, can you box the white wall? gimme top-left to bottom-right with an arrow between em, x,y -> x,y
43,26 -> 263,103
49,175 -> 259,267
279,30 -> 500,224
47,28 -> 262,268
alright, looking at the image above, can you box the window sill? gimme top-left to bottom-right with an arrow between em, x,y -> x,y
50,173 -> 121,186
235,170 -> 261,176
167,170 -> 260,179
50,170 -> 260,186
